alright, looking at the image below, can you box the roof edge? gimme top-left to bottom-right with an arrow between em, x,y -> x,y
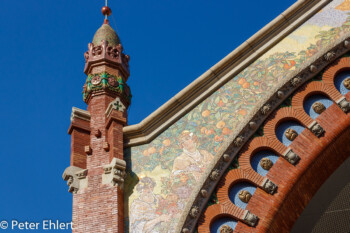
123,0 -> 332,147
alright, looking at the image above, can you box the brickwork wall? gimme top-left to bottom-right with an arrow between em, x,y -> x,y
69,92 -> 126,233
70,122 -> 90,169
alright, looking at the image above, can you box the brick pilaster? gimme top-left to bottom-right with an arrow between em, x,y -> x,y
68,117 -> 91,169
70,93 -> 127,233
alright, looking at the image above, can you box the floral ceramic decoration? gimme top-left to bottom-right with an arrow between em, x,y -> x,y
125,1 -> 350,232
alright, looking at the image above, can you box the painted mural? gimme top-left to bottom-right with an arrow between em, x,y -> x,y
125,1 -> 350,232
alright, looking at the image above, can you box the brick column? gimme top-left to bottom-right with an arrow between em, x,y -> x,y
69,95 -> 127,233
63,14 -> 131,232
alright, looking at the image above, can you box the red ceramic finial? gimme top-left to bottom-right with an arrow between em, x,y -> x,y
102,6 -> 112,17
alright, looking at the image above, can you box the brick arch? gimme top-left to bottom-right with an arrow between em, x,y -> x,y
264,107 -> 313,140
323,57 -> 350,85
199,169 -> 265,232
198,56 -> 350,233
292,82 -> 334,117
234,105 -> 350,232
239,139 -> 283,178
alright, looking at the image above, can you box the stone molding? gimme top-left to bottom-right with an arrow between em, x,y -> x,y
68,108 -> 91,135
62,166 -> 88,194
102,158 -> 127,188
283,148 -> 301,165
242,210 -> 259,227
177,35 -> 350,233
308,121 -> 325,137
336,96 -> 350,113
123,0 -> 332,147
70,107 -> 91,122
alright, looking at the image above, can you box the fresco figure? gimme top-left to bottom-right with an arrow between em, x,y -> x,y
172,131 -> 214,181
130,177 -> 171,233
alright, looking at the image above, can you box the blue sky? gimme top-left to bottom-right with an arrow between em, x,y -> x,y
0,0 -> 291,232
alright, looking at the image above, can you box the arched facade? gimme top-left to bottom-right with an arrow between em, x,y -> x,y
64,1 -> 350,232
198,56 -> 350,233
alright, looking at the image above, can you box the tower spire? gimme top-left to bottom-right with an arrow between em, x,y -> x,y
101,1 -> 112,24
83,1 -> 131,106
63,1 -> 131,232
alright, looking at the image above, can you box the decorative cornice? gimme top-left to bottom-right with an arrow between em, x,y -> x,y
70,107 -> 91,122
177,35 -> 350,233
83,72 -> 132,105
123,0 -> 333,147
84,40 -> 130,79
68,107 -> 91,134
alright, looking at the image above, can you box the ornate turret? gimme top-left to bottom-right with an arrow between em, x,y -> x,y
64,3 -> 130,233
83,7 -> 131,107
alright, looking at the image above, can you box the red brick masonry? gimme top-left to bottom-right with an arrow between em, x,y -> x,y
68,93 -> 127,233
199,58 -> 350,233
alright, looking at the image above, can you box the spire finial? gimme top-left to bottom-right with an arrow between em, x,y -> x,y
101,0 -> 112,24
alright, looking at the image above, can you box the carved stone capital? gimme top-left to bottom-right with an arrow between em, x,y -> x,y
76,169 -> 88,179
242,210 -> 258,227
261,178 -> 277,194
105,97 -> 126,117
283,148 -> 300,165
336,97 -> 350,113
102,158 -> 127,188
62,166 -> 87,194
308,121 -> 325,137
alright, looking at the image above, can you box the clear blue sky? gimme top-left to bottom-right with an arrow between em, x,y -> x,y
0,0 -> 291,232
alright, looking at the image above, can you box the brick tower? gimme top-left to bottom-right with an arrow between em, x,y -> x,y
62,4 -> 131,233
